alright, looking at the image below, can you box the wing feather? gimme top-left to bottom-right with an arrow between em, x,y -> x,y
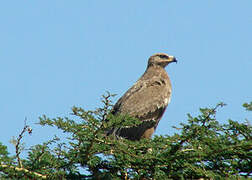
113,75 -> 171,122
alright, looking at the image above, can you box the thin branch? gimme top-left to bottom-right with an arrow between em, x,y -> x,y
16,126 -> 26,167
15,118 -> 32,168
0,164 -> 47,179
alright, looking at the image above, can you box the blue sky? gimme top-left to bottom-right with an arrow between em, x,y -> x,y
0,1 -> 251,155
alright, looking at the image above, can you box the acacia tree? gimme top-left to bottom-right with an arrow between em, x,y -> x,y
0,93 -> 251,179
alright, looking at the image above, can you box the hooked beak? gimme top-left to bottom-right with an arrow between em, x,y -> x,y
173,57 -> 177,63
168,56 -> 177,64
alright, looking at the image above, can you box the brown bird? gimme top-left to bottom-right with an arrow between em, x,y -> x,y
107,53 -> 177,140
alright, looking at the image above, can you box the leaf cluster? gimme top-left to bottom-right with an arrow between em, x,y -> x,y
0,93 -> 251,179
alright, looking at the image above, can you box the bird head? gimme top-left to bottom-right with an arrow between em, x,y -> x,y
148,53 -> 177,68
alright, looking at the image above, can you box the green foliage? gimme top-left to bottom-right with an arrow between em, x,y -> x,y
0,143 -> 13,164
0,94 -> 251,179
243,102 -> 252,111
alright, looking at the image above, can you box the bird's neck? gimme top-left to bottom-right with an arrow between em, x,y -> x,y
143,65 -> 168,79
146,65 -> 165,73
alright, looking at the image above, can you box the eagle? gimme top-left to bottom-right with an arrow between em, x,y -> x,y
107,53 -> 177,140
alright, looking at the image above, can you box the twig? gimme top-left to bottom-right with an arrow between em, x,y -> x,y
15,118 -> 32,168
16,126 -> 27,168
203,103 -> 226,126
180,148 -> 195,152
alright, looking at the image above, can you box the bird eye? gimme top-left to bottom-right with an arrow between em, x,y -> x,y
159,55 -> 168,59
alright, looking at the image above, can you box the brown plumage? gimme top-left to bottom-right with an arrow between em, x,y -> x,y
107,53 -> 177,140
